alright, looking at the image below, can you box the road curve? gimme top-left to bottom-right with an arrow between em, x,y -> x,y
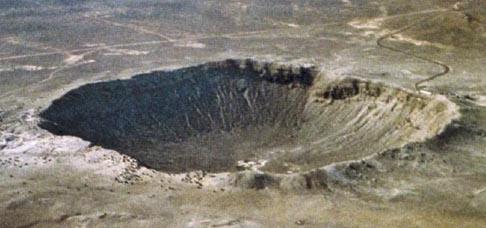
376,12 -> 451,91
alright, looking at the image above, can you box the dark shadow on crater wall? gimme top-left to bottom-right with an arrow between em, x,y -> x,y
39,60 -> 314,173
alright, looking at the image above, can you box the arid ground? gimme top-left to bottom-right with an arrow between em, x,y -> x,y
1,0 -> 485,227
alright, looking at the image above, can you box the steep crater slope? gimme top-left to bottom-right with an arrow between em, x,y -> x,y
39,59 -> 458,174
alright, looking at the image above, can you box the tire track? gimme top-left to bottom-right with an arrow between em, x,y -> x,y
0,26 -> 297,62
376,12 -> 451,91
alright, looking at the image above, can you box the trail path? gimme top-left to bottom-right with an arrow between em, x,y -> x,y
376,11 -> 452,91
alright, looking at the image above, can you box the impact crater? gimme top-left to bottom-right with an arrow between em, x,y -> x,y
39,59 -> 458,174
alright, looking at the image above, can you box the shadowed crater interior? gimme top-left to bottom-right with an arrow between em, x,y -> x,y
39,59 -> 454,174
39,60 -> 314,173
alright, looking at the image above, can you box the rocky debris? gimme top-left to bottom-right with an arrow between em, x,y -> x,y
0,110 -> 5,123
379,144 -> 439,168
235,160 -> 267,171
0,156 -> 35,168
224,58 -> 318,87
302,169 -> 330,190
341,160 -> 379,181
56,212 -> 141,226
0,131 -> 58,169
295,219 -> 306,225
186,217 -> 262,228
231,171 -> 278,190
114,159 -> 143,185
321,78 -> 361,100
211,219 -> 241,227
315,78 -> 387,101
453,1 -> 465,11
230,168 -> 334,191
180,171 -> 207,189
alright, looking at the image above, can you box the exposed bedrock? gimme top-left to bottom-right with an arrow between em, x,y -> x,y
39,59 -> 458,178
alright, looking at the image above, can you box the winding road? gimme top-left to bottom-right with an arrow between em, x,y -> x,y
376,11 -> 451,91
